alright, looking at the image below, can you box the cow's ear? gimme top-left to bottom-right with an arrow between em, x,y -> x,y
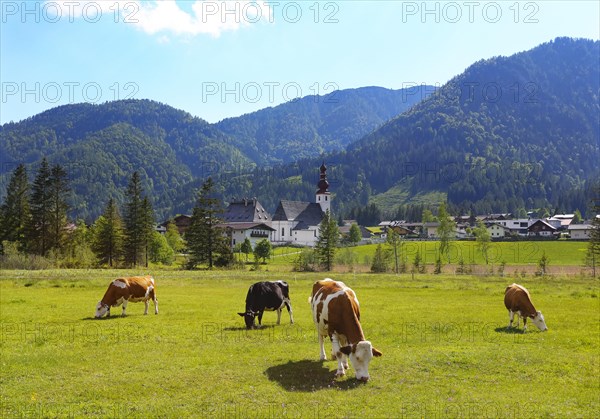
372,347 -> 383,357
237,312 -> 245,317
339,345 -> 352,355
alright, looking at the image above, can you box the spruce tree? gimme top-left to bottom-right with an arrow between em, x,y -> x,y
123,172 -> 154,267
27,158 -> 53,255
315,209 -> 339,271
92,198 -> 124,267
48,164 -> 70,252
0,164 -> 31,252
186,178 -> 230,269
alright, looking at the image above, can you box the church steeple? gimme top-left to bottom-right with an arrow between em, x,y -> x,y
316,162 -> 331,213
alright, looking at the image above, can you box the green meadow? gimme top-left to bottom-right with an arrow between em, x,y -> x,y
267,241 -> 590,272
1,269 -> 598,418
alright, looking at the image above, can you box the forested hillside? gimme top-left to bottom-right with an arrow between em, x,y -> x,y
210,37 -> 598,218
0,100 -> 250,220
216,85 -> 434,165
1,86 -> 430,221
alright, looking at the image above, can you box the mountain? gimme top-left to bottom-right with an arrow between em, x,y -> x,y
0,86 -> 431,221
217,37 -> 599,217
0,100 -> 251,221
216,85 -> 435,165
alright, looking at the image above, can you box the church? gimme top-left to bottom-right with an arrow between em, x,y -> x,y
270,163 -> 332,246
221,163 -> 332,247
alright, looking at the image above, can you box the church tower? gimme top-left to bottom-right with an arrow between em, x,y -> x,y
316,162 -> 331,214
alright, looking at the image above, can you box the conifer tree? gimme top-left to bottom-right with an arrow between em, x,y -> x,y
186,178 -> 230,269
27,158 -> 53,255
315,209 -> 339,271
48,163 -> 70,251
92,198 -> 124,267
123,172 -> 154,267
0,164 -> 31,252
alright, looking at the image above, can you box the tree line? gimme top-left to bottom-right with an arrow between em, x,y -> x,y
0,163 -> 234,269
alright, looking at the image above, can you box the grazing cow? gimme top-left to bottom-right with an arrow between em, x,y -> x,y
504,283 -> 547,331
95,276 -> 158,318
310,279 -> 382,382
237,281 -> 293,329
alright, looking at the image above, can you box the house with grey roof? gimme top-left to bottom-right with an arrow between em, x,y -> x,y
271,163 -> 332,246
568,223 -> 593,240
221,198 -> 275,248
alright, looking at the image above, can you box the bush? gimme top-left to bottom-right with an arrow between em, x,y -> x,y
371,244 -> 390,273
294,249 -> 317,272
0,241 -> 54,270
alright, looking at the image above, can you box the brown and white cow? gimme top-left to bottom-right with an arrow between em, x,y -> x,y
95,276 -> 158,318
310,279 -> 382,382
504,283 -> 547,331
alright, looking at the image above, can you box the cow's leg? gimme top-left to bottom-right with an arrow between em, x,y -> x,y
121,300 -> 128,316
318,334 -> 326,361
285,300 -> 294,324
338,335 -> 349,370
154,296 -> 159,315
507,310 -> 514,329
276,308 -> 282,325
523,317 -> 528,332
331,335 -> 346,377
144,300 -> 149,315
106,308 -> 110,317
257,311 -> 264,327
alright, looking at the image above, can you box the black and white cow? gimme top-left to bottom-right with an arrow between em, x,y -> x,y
237,281 -> 294,329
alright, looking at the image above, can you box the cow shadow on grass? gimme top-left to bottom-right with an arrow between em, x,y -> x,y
265,360 -> 364,392
222,325 -> 276,332
494,326 -> 525,334
81,315 -> 132,321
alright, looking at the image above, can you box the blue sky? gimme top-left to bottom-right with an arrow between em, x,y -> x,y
1,0 -> 599,124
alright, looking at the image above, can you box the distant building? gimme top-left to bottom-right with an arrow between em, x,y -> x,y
528,219 -> 557,237
160,214 -> 192,235
485,222 -> 509,239
568,224 -> 593,240
271,163 -> 332,246
220,198 -> 275,247
495,218 -> 532,236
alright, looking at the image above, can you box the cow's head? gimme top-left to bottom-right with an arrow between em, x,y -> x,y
238,311 -> 259,329
340,341 -> 383,382
95,302 -> 109,318
531,311 -> 548,331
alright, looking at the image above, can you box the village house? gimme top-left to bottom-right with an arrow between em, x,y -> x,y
159,214 -> 192,235
568,223 -> 593,240
220,198 -> 276,248
528,219 -> 557,237
494,218 -> 532,236
485,222 -> 509,238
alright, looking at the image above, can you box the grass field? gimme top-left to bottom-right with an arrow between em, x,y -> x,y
267,241 -> 591,274
1,269 -> 598,418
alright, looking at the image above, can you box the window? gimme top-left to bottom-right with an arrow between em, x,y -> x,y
282,228 -> 285,237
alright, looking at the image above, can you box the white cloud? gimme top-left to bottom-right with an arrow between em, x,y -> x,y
45,0 -> 273,38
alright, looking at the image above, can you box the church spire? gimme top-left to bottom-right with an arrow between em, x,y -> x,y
316,162 -> 331,213
316,162 -> 329,194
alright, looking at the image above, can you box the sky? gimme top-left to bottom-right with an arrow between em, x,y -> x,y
1,0 -> 599,124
